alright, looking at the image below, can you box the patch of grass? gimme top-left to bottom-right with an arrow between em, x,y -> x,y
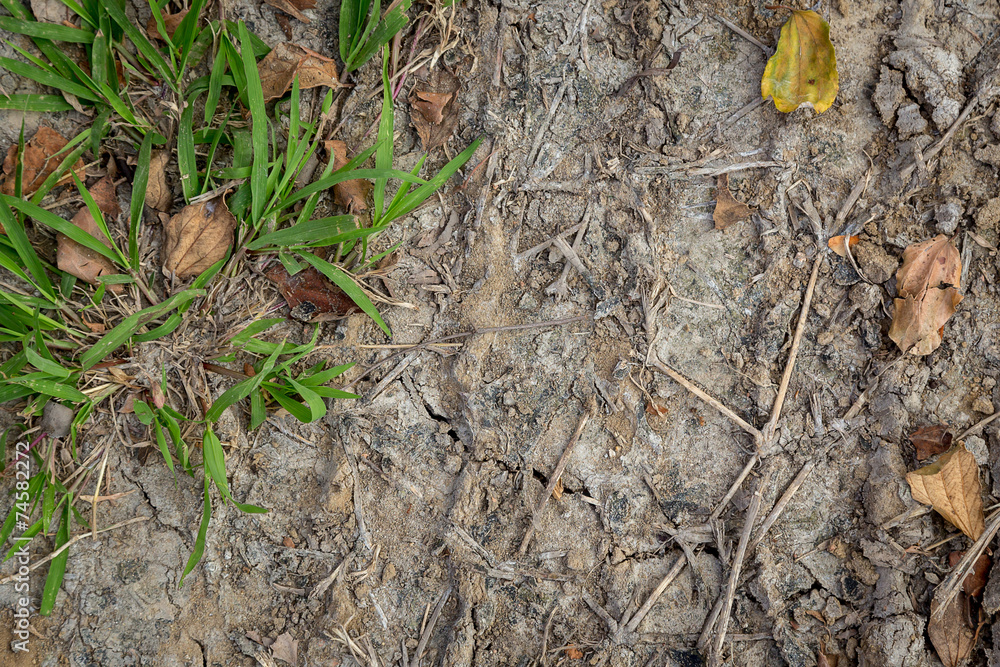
0,4 -> 480,611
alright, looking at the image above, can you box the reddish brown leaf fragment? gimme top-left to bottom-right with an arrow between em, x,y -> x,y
909,424 -> 953,461
928,595 -> 975,667
410,68 -> 462,151
324,140 -> 370,212
264,0 -> 315,23
827,234 -> 859,257
146,151 -> 172,212
1,126 -> 85,198
713,173 -> 751,230
162,197 -> 237,278
948,551 -> 991,598
146,9 -> 189,41
258,42 -> 341,103
89,175 -> 120,220
265,262 -> 360,323
56,207 -> 120,289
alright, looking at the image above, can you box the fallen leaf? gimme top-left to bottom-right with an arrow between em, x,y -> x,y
564,647 -> 584,659
645,400 -> 668,418
827,234 -> 859,257
265,262 -> 360,323
817,639 -> 839,667
56,207 -> 120,288
552,477 -> 564,500
282,536 -> 295,548
948,551 -> 991,598
81,318 -> 105,333
264,0 -> 315,23
258,42 -> 341,103
713,173 -> 751,230
162,196 -> 237,278
410,67 -> 462,151
761,10 -> 839,113
90,175 -> 120,220
29,0 -> 73,23
928,595 -> 975,667
324,140 -> 370,212
1,126 -> 85,198
145,9 -> 189,41
270,632 -> 298,665
888,235 -> 963,355
906,443 -> 985,540
146,151 -> 173,212
909,424 -> 953,461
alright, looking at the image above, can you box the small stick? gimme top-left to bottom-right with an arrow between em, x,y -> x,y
515,222 -> 584,263
651,359 -> 762,442
582,590 -> 618,633
620,554 -> 687,635
525,77 -> 570,171
957,410 -> 1000,441
410,586 -> 452,667
343,439 -> 371,552
708,473 -> 769,665
518,396 -> 597,555
540,606 -> 558,666
763,253 -> 823,443
709,453 -> 760,523
712,14 -> 770,54
933,509 -> 1000,617
748,459 -> 815,553
684,161 -> 784,177
900,95 -> 978,181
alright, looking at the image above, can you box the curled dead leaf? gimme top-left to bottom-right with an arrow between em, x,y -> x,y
89,175 -> 120,220
1,126 -> 85,198
889,235 -> 963,355
909,424 -> 953,461
145,9 -> 189,41
410,67 -> 462,151
56,207 -> 120,289
324,140 -> 370,212
264,0 -> 315,23
827,234 -> 859,257
258,42 -> 341,103
713,173 -> 751,230
265,261 -> 360,323
928,595 -> 975,667
906,443 -> 984,540
761,10 -> 839,114
162,197 -> 237,278
146,151 -> 173,212
948,551 -> 991,598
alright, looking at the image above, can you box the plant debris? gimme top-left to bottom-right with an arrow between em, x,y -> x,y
827,234 -> 859,257
258,42 -> 341,103
928,596 -> 976,667
906,443 -> 985,540
410,67 -> 461,151
146,9 -> 189,41
713,173 -> 751,230
761,9 -> 839,113
1,126 -> 84,197
56,207 -> 119,288
909,424 -> 953,461
264,0 -> 315,23
146,151 -> 173,212
324,140 -> 370,212
888,235 -> 963,355
89,175 -> 120,219
948,551 -> 991,598
162,196 -> 237,278
265,261 -> 360,322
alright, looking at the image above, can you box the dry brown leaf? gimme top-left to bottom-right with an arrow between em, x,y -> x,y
928,595 -> 976,667
90,175 -> 120,220
56,207 -> 120,288
817,639 -> 839,667
909,424 -> 953,461
410,68 -> 461,151
827,234 -> 859,257
564,647 -> 584,660
265,262 -> 360,323
906,443 -> 985,540
270,632 -> 298,665
324,140 -> 370,212
889,235 -> 963,355
264,0 -> 315,23
948,551 -> 991,598
1,126 -> 85,198
162,197 -> 237,278
258,42 -> 341,103
713,173 -> 751,230
146,151 -> 172,211
145,9 -> 189,41
552,477 -> 564,500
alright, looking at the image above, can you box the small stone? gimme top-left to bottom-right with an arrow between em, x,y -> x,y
854,242 -> 898,284
934,200 -> 963,235
872,66 -> 906,127
974,144 -> 1000,168
966,436 -> 988,466
973,396 -> 995,414
41,402 -> 75,439
895,103 -> 928,139
817,331 -> 836,346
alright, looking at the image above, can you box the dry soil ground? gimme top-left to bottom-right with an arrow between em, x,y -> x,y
5,0 -> 1000,665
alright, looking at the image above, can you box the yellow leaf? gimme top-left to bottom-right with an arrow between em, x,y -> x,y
906,443 -> 984,540
761,10 -> 839,114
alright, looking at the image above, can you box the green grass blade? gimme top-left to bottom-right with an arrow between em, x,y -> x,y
0,57 -> 100,101
204,46 -> 228,126
385,137 -> 483,221
247,216 -> 356,250
347,0 -> 411,72
28,129 -> 90,204
102,0 -> 176,87
373,52 -> 393,220
129,132 -> 153,270
281,167 -> 423,210
8,374 -> 88,402
0,202 -> 54,300
0,94 -> 72,112
3,196 -> 121,267
0,16 -> 94,43
178,475 -> 211,587
201,424 -> 229,497
204,341 -> 283,423
238,21 -> 268,225
24,347 -> 70,377
178,92 -> 198,202
39,504 -> 70,616
296,251 -> 390,336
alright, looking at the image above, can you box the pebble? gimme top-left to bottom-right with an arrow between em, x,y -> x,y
973,396 -> 995,414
